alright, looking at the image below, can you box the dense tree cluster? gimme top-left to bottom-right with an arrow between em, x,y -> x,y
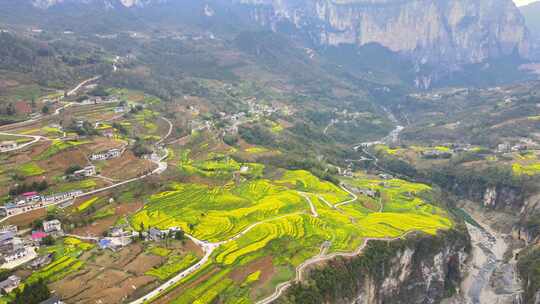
9,181 -> 49,196
131,138 -> 152,157
11,279 -> 50,304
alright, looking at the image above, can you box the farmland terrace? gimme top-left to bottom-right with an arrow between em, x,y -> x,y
128,162 -> 452,303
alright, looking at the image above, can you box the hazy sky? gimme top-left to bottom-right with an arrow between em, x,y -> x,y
514,0 -> 538,6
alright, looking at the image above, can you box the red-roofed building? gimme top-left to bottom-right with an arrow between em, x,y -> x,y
17,192 -> 41,204
31,231 -> 47,241
14,101 -> 32,115
22,192 -> 38,197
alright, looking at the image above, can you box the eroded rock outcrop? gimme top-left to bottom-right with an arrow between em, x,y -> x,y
237,0 -> 530,67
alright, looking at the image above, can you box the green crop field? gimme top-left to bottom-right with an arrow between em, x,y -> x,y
178,151 -> 265,179
245,147 -> 269,154
513,162 -> 540,176
54,179 -> 96,193
131,169 -> 452,304
149,246 -> 171,257
26,255 -> 83,285
36,140 -> 90,160
27,237 -> 94,287
146,253 -> 198,281
17,162 -> 45,177
77,197 -> 99,212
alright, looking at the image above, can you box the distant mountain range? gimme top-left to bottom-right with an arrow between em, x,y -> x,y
0,0 -> 536,88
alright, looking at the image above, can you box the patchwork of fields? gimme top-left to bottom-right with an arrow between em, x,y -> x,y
0,81 -> 460,304
131,169 -> 452,303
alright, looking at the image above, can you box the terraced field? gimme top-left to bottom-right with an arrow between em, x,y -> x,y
512,152 -> 540,176
131,169 -> 452,304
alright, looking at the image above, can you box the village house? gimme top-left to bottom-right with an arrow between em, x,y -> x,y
2,248 -> 29,264
511,144 -> 528,152
14,101 -> 32,115
98,227 -> 133,251
73,165 -> 96,178
31,231 -> 48,244
100,128 -> 115,138
30,253 -> 53,270
497,143 -> 511,153
98,236 -> 131,251
43,219 -> 62,234
0,231 -> 16,253
0,234 -> 37,268
0,141 -> 17,151
75,120 -> 85,128
89,148 -> 122,161
114,106 -> 126,113
0,225 -> 17,234
148,227 -> 166,241
0,275 -> 20,293
378,173 -> 393,180
358,188 -> 378,198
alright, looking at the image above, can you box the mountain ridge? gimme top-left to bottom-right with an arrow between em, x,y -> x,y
2,0 -> 535,88
23,0 -> 532,88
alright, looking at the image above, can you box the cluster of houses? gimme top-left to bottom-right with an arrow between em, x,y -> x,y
98,226 -> 183,252
0,220 -> 63,270
497,142 -> 529,153
0,226 -> 37,270
0,141 -> 18,152
89,148 -> 123,161
0,220 -> 65,303
79,96 -> 119,106
0,190 -> 83,217
98,226 -> 133,251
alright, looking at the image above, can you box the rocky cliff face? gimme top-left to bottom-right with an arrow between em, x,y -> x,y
280,229 -> 470,304
237,0 -> 530,67
28,0 -> 531,86
482,185 -> 525,210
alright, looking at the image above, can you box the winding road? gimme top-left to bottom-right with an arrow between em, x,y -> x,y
155,117 -> 173,146
334,184 -> 359,208
66,76 -> 101,96
299,193 -> 319,217
0,76 -> 173,224
257,231 -> 417,304
255,108 -> 410,304
0,132 -> 49,153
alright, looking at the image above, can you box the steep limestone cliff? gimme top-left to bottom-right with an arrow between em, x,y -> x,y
237,0 -> 530,67
279,229 -> 470,304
